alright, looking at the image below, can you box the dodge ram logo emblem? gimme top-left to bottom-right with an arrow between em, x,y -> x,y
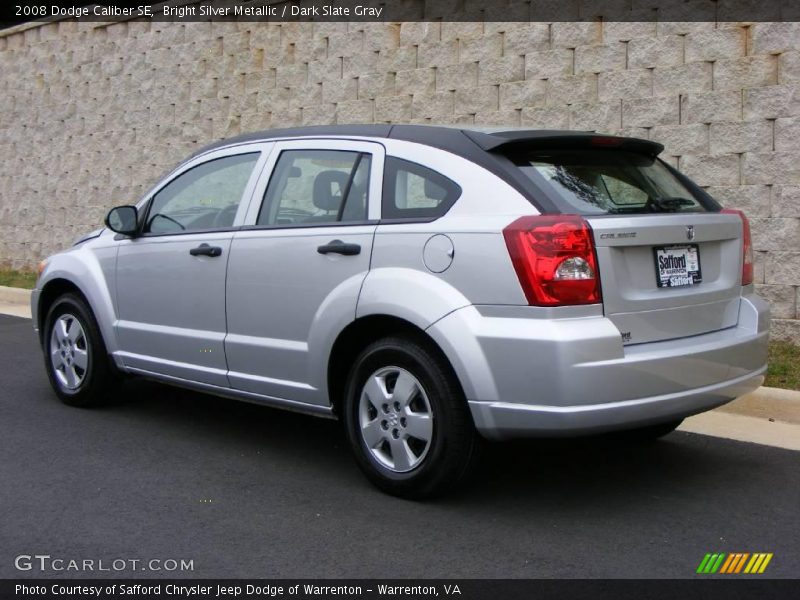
686,225 -> 695,241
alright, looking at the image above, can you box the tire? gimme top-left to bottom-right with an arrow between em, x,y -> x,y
43,293 -> 119,407
617,419 -> 684,442
343,335 -> 480,499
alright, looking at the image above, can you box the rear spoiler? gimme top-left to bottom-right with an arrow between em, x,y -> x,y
462,129 -> 664,158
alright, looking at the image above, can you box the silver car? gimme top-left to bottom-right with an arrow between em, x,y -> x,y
33,125 -> 769,498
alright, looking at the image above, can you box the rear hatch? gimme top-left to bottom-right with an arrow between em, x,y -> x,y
503,135 -> 746,345
587,213 -> 743,344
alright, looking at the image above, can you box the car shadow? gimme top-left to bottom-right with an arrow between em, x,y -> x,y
107,377 -> 761,511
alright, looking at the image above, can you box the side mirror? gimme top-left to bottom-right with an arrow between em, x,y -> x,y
105,205 -> 139,236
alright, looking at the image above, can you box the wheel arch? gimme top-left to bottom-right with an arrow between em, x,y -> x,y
36,256 -> 120,363
37,279 -> 90,344
326,314 -> 466,418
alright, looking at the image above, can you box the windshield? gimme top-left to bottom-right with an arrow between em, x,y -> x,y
516,149 -> 708,215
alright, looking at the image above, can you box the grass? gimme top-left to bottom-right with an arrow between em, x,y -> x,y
0,268 -> 37,290
0,265 -> 798,389
765,340 -> 800,392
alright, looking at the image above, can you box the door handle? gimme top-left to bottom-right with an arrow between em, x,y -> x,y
189,243 -> 223,257
317,240 -> 361,256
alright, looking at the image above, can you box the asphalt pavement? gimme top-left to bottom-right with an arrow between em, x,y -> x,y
1,314 -> 797,579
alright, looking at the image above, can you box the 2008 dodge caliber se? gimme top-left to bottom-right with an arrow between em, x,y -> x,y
33,125 -> 769,498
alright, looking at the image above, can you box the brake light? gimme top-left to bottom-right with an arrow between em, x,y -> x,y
503,215 -> 601,306
721,208 -> 754,286
590,136 -> 624,147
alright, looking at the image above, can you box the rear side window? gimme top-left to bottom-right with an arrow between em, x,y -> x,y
257,150 -> 371,226
515,149 -> 708,215
382,157 -> 461,220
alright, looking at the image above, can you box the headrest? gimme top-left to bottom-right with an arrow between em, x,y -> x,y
313,170 -> 349,211
424,177 -> 447,201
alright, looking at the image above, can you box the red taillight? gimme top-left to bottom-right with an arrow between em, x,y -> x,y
590,136 -> 624,147
721,208 -> 754,286
503,215 -> 601,306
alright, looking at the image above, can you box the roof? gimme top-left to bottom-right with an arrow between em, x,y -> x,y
193,124 -> 664,159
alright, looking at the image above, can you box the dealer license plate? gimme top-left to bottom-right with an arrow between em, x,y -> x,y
654,244 -> 702,288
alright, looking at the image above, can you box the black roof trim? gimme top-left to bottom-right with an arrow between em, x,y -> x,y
190,124 -> 395,158
192,124 -> 663,160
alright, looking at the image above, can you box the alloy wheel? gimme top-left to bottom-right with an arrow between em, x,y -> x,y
358,366 -> 434,473
49,313 -> 89,390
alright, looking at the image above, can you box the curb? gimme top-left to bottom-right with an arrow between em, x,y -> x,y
718,386 -> 800,425
0,285 -> 32,305
0,284 -> 799,423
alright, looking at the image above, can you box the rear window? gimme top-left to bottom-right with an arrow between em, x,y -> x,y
515,149 -> 709,215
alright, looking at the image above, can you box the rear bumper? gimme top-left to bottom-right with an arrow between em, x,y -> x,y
468,368 -> 764,439
426,293 -> 769,440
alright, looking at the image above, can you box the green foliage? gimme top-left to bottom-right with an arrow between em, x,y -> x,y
0,268 -> 37,290
765,340 -> 800,391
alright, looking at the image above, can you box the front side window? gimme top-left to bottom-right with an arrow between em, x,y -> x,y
257,150 -> 371,226
145,153 -> 260,234
382,158 -> 461,220
515,149 -> 707,215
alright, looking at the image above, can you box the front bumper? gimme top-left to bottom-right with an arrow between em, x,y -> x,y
427,293 -> 769,440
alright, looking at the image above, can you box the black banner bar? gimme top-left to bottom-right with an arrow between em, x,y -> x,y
3,579 -> 800,600
2,0 -> 800,27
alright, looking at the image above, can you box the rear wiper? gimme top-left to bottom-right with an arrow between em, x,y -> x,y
606,206 -> 645,214
645,196 -> 696,212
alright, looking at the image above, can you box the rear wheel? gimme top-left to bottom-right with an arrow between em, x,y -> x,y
43,293 -> 119,407
343,336 -> 480,499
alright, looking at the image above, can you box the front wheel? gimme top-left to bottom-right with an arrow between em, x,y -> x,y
43,293 -> 119,407
343,336 -> 480,499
